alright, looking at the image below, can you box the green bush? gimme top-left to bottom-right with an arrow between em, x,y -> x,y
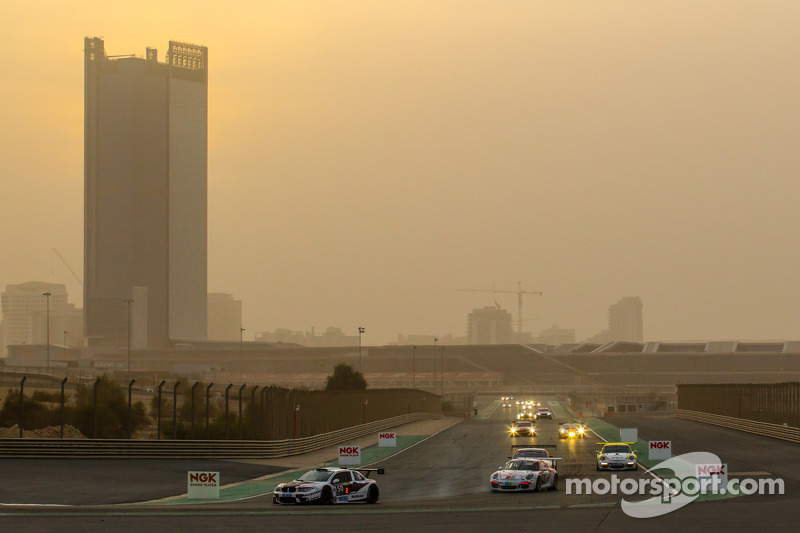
69,377 -> 149,438
0,388 -> 59,430
325,363 -> 367,391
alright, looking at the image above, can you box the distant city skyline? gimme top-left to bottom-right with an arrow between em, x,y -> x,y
3,2 -> 800,347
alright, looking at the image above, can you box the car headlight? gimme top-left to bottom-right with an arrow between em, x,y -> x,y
599,455 -> 607,460
578,427 -> 584,433
525,473 -> 534,480
491,472 -> 499,479
628,454 -> 637,460
559,428 -> 564,433
296,486 -> 314,492
568,432 -> 575,436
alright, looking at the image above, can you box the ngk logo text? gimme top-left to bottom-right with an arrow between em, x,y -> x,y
379,431 -> 397,447
648,441 -> 671,460
338,445 -> 361,466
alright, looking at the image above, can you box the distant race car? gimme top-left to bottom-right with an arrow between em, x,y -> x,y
273,467 -> 383,504
509,420 -> 536,437
509,445 -> 558,468
596,443 -> 638,471
517,410 -> 535,420
535,407 -> 552,419
490,458 -> 560,492
500,396 -> 513,408
558,423 -> 585,439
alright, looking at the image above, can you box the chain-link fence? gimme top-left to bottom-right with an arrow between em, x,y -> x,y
0,375 -> 440,440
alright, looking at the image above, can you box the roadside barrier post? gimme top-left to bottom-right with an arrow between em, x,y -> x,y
157,380 -> 166,439
251,385 -> 259,440
293,403 -> 299,439
173,381 -> 181,439
191,382 -> 199,440
128,379 -> 135,439
19,376 -> 26,438
225,384 -> 233,439
60,377 -> 67,438
260,387 -> 268,440
93,378 -> 100,438
205,382 -> 213,440
239,384 -> 246,440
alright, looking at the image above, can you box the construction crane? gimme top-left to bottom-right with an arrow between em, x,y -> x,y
457,282 -> 542,334
51,248 -> 83,287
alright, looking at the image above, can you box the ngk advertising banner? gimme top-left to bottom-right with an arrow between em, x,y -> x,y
338,445 -> 361,466
187,471 -> 220,500
620,428 -> 638,443
696,464 -> 727,494
379,431 -> 397,447
648,441 -> 672,460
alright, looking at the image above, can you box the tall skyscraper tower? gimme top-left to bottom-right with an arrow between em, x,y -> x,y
608,296 -> 644,342
84,37 -> 208,348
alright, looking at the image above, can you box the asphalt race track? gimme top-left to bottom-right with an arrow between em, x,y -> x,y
1,395 -> 799,532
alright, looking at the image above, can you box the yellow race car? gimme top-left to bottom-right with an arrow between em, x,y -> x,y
596,442 -> 638,471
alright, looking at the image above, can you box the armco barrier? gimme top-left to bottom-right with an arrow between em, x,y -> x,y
676,409 -> 800,444
0,412 -> 439,459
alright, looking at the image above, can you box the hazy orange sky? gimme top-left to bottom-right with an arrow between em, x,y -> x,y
2,1 -> 799,345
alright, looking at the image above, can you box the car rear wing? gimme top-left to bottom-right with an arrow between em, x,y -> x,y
354,468 -> 385,475
509,444 -> 558,458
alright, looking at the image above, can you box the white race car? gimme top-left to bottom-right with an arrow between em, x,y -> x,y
273,467 -> 382,504
490,458 -> 560,492
596,442 -> 639,471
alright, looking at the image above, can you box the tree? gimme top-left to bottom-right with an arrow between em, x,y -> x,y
70,377 -> 149,438
325,363 -> 367,391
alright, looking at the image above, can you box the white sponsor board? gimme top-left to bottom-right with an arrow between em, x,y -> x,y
620,428 -> 638,443
187,471 -> 220,500
378,431 -> 397,447
648,440 -> 672,460
696,463 -> 727,494
338,445 -> 361,466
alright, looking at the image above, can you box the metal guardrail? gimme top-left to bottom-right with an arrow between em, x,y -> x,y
676,409 -> 800,444
0,412 -> 439,459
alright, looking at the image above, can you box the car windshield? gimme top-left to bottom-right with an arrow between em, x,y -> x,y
504,460 -> 538,471
516,422 -> 532,428
537,409 -> 549,413
514,449 -> 548,458
563,424 -> 580,430
603,445 -> 632,454
297,470 -> 333,482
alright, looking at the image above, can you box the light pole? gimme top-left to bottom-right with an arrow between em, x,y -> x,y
240,327 -> 245,383
412,345 -> 417,390
124,298 -> 134,377
442,346 -> 447,397
358,327 -> 365,373
433,337 -> 438,395
42,292 -> 51,373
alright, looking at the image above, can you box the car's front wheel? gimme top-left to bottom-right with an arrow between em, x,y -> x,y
551,475 -> 559,491
535,476 -> 544,492
320,486 -> 334,505
367,484 -> 380,504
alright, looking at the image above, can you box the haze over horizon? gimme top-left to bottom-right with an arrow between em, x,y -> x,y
2,1 -> 799,345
